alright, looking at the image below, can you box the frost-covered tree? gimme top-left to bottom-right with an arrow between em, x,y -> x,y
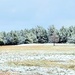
67,34 -> 75,44
50,32 -> 59,46
48,25 -> 58,43
59,26 -> 68,43
67,26 -> 74,37
35,26 -> 48,43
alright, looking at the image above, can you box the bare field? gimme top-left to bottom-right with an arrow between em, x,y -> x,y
0,44 -> 75,75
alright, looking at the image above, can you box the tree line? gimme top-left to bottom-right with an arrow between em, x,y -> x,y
0,25 -> 75,45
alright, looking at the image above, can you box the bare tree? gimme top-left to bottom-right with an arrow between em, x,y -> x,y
50,32 -> 59,46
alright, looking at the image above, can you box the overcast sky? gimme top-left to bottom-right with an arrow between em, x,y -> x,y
0,0 -> 75,31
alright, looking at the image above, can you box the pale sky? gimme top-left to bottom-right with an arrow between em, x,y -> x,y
0,0 -> 75,31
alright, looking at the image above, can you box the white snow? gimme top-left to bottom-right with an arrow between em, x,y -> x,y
0,51 -> 75,75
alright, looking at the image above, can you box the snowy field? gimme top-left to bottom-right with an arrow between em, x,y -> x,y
0,49 -> 75,75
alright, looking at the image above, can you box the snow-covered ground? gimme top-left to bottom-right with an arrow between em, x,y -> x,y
17,43 -> 75,46
0,50 -> 75,75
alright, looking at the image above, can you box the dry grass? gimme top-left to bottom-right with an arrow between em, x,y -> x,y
7,60 -> 59,67
0,71 -> 19,75
7,59 -> 75,70
0,44 -> 75,52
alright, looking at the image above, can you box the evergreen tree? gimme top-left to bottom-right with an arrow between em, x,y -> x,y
59,26 -> 68,43
35,26 -> 48,43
